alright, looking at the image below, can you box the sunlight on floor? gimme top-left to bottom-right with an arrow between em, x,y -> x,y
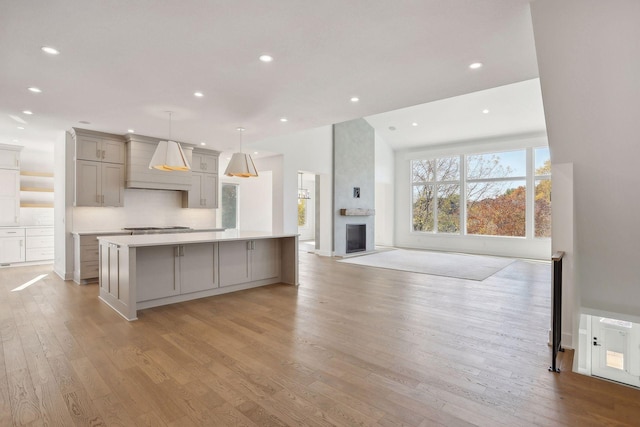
12,273 -> 48,292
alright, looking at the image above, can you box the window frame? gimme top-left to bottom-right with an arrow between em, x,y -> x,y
410,146 -> 551,240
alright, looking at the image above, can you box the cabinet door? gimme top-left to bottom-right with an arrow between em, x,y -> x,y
191,152 -> 218,173
75,160 -> 101,206
101,163 -> 124,207
0,236 -> 25,264
185,172 -> 204,208
136,246 -> 180,302
101,139 -> 125,164
202,173 -> 218,208
180,243 -> 217,293
76,135 -> 103,161
191,152 -> 205,172
251,239 -> 280,281
0,169 -> 19,225
0,150 -> 20,169
218,240 -> 251,287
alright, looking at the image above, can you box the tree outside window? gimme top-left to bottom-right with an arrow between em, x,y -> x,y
411,147 -> 551,238
298,199 -> 307,227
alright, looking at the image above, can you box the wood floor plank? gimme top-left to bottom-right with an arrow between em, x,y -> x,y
6,368 -> 41,426
1,256 -> 640,426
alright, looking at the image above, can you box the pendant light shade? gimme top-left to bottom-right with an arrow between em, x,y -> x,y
224,127 -> 258,178
149,111 -> 191,171
149,140 -> 191,171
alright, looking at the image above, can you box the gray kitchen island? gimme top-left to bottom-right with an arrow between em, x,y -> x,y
97,230 -> 298,320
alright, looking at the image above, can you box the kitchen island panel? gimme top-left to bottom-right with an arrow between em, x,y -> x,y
98,232 -> 297,320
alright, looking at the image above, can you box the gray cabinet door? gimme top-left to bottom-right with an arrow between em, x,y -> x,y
202,173 -> 218,208
75,160 -> 101,206
251,239 -> 280,281
218,240 -> 251,287
101,163 -> 124,207
136,246 -> 180,302
180,243 -> 217,294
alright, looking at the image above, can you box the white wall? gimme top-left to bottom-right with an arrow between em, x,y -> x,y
531,0 -> 640,323
250,126 -> 333,255
375,131 -> 395,246
394,133 -> 551,259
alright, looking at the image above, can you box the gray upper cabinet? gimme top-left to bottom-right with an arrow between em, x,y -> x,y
75,131 -> 125,164
71,128 -> 125,207
191,151 -> 218,173
182,148 -> 219,209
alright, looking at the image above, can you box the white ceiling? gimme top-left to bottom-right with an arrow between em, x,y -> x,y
366,78 -> 546,150
0,0 -> 540,154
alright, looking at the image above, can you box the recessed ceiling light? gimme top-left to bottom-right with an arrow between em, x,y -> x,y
79,120 -> 91,124
412,122 -> 418,127
23,110 -> 33,115
226,157 -> 231,160
41,46 -> 60,55
482,109 -> 490,114
200,142 -> 206,146
280,117 -> 288,122
28,87 -> 42,93
469,62 -> 483,69
17,126 -> 25,130
194,91 -> 204,97
350,97 -> 359,102
388,126 -> 396,131
259,54 -> 273,62
128,129 -> 135,133
254,151 -> 258,155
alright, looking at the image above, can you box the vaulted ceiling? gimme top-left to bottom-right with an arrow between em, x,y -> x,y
0,0 -> 540,153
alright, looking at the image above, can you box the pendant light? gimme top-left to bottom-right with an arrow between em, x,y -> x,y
148,111 -> 191,171
224,127 -> 258,178
298,172 -> 310,199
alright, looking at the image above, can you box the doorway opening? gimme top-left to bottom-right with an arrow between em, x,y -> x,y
298,172 -> 316,253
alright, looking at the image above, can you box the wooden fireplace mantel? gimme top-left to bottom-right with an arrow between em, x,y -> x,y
340,208 -> 375,216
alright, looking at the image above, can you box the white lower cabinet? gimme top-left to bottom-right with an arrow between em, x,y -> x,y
0,228 -> 25,264
219,239 -> 280,287
136,243 -> 217,302
25,227 -> 54,262
0,169 -> 20,226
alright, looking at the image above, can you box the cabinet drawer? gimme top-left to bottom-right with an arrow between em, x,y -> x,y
80,245 -> 100,262
26,227 -> 54,237
26,247 -> 54,262
27,236 -> 54,249
81,261 -> 99,279
78,235 -> 100,246
0,228 -> 25,237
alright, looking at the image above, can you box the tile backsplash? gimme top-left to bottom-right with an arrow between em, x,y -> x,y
72,188 -> 216,231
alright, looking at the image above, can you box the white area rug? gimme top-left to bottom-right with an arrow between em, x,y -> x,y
338,249 -> 515,281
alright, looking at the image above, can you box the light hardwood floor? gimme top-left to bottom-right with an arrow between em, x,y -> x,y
2,252 -> 640,426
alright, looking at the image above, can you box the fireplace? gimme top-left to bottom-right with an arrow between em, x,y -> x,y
346,224 -> 366,253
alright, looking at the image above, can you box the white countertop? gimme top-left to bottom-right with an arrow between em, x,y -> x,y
97,230 -> 298,247
73,228 -> 225,236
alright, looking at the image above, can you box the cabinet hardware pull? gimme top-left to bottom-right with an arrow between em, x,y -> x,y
96,149 -> 101,159
102,150 -> 106,159
7,231 -> 17,234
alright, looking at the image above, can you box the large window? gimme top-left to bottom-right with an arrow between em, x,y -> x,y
411,147 -> 551,238
534,147 -> 552,238
466,150 -> 526,237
